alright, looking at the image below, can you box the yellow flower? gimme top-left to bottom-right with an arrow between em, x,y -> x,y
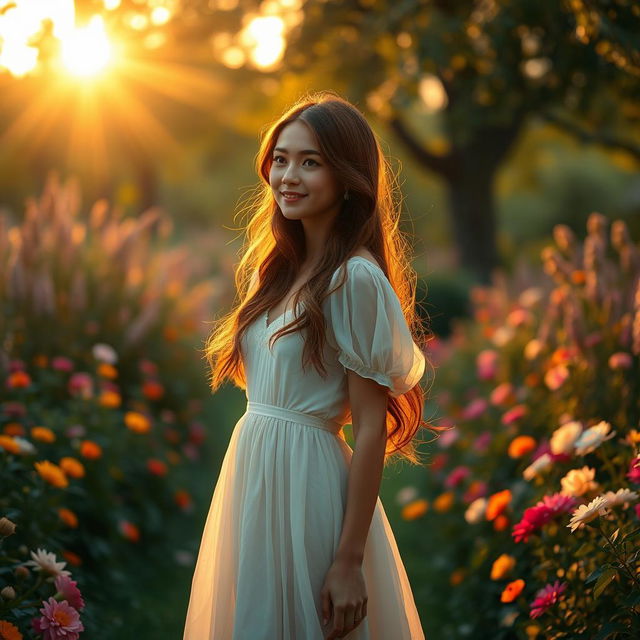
560,466 -> 598,497
31,426 -> 56,443
34,461 -> 69,488
401,499 -> 429,521
490,554 -> 516,580
433,491 -> 455,512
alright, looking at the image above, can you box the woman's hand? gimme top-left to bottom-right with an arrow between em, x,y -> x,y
320,558 -> 367,639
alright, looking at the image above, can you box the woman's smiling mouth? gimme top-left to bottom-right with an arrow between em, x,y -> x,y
281,191 -> 308,202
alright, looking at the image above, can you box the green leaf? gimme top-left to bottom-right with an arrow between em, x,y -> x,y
622,590 -> 640,608
610,527 -> 620,543
574,541 -> 592,557
593,568 -> 618,599
594,621 -> 629,640
585,565 -> 607,584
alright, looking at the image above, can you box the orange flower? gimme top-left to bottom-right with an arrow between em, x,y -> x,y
58,508 -> 78,528
3,423 -> 24,436
147,459 -> 168,476
6,371 -> 31,389
97,363 -> 118,379
98,390 -> 121,408
34,460 -> 69,488
80,440 -> 102,459
508,435 -> 537,459
449,568 -> 466,586
493,514 -> 510,531
142,380 -> 164,401
31,426 -> 56,443
401,499 -> 429,521
490,554 -> 516,580
486,489 -> 512,521
124,411 -> 151,434
33,354 -> 49,367
571,270 -> 586,285
61,550 -> 82,566
119,520 -> 140,542
433,491 -> 455,513
0,435 -> 21,454
175,489 -> 193,510
59,457 -> 85,478
524,372 -> 540,387
544,364 -> 569,391
0,619 -> 23,640
501,578 -> 525,603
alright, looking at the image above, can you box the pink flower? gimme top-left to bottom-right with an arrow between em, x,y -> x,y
462,397 -> 488,420
529,580 -> 567,619
544,364 -> 569,391
512,504 -> 554,543
1,401 -> 27,418
54,575 -> 85,611
541,492 -> 577,514
490,382 -> 515,406
444,465 -> 471,489
476,349 -> 499,380
51,357 -> 74,373
628,456 -> 640,484
33,597 -> 84,639
472,431 -> 492,453
67,373 -> 93,399
502,404 -> 528,425
635,504 -> 640,520
608,352 -> 633,370
463,480 -> 487,503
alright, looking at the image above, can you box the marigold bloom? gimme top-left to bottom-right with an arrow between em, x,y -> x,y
0,620 -> 22,640
433,491 -> 455,512
143,380 -> 165,400
97,363 -> 118,379
486,489 -> 512,521
125,411 -> 152,434
401,499 -> 429,521
0,435 -> 21,454
3,422 -> 25,436
79,440 -> 102,459
6,370 -> 31,388
61,550 -> 82,566
34,461 -> 69,488
59,457 -> 85,478
501,578 -> 525,603
31,426 -> 56,443
98,390 -> 121,408
58,508 -> 78,528
508,435 -> 537,459
490,554 -> 516,580
493,514 -> 510,531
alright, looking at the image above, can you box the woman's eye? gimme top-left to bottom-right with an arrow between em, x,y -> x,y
273,155 -> 286,164
303,158 -> 319,166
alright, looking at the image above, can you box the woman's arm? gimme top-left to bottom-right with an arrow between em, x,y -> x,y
335,368 -> 389,565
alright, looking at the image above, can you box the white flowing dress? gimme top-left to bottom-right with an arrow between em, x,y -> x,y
183,256 -> 427,639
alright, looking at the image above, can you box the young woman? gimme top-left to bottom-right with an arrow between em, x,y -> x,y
183,92 -> 437,639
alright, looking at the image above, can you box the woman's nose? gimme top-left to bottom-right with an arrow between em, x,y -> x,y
282,165 -> 300,183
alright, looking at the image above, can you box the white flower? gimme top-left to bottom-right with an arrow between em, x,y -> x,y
599,488 -> 640,509
519,287 -> 544,309
92,342 -> 118,364
464,497 -> 487,524
492,325 -> 515,347
11,437 -> 36,455
567,496 -> 610,532
523,453 -> 553,481
395,486 -> 418,506
560,466 -> 598,497
573,420 -> 616,456
24,548 -> 71,578
550,420 -> 583,455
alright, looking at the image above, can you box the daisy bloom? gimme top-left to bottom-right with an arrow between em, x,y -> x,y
24,549 -> 71,578
573,421 -> 616,456
567,496 -> 610,532
529,580 -> 567,619
550,420 -> 583,455
464,497 -> 487,524
523,453 -> 553,481
560,466 -> 598,497
599,488 -> 639,509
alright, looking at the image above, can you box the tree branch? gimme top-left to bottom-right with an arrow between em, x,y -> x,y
540,110 -> 640,161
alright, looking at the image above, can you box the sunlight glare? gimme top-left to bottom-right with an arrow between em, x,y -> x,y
61,15 -> 113,77
242,15 -> 285,69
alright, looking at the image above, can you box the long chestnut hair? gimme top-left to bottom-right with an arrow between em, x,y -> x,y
203,91 -> 442,466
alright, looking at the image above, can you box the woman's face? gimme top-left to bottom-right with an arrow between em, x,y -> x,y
269,119 -> 343,223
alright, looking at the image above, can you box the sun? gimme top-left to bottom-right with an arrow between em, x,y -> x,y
61,15 -> 114,78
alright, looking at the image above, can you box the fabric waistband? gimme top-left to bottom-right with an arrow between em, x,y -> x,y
246,401 -> 342,435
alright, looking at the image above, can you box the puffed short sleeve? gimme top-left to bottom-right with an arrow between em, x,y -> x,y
328,259 -> 426,397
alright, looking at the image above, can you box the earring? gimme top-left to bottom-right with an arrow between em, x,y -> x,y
343,189 -> 350,200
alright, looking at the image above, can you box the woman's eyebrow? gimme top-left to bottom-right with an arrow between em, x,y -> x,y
273,146 -> 322,156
